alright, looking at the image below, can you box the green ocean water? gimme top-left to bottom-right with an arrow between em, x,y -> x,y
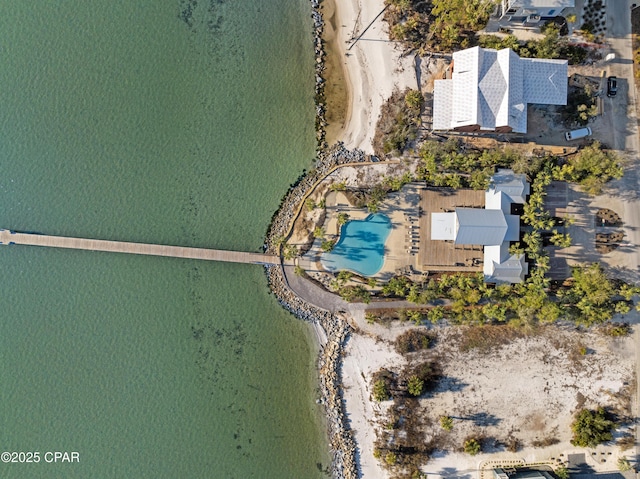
0,1 -> 328,478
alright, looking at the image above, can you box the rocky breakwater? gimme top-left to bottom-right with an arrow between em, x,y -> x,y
265,143 -> 366,253
311,0 -> 328,150
261,3 -> 370,476
263,145 -> 368,479
265,264 -> 358,479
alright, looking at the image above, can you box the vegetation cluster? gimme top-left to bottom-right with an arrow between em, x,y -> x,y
384,0 -> 589,66
415,138 -> 524,190
384,0 -> 494,52
370,263 -> 637,328
319,139 -> 624,323
371,360 -> 441,477
561,83 -> 599,127
373,88 -> 423,158
570,407 -> 615,448
479,24 -> 588,64
359,143 -> 627,327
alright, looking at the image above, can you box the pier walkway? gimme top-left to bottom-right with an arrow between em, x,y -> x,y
0,229 -> 279,265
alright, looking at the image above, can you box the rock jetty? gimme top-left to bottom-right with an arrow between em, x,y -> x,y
265,264 -> 358,479
261,3 -> 372,477
263,146 -> 366,479
311,0 -> 328,150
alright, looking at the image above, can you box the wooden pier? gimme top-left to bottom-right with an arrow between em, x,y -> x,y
0,229 -> 279,265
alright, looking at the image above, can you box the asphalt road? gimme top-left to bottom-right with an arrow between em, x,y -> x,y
598,1 -> 640,280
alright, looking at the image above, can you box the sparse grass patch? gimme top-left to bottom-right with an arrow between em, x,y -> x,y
395,328 -> 434,354
568,340 -> 589,365
505,436 -> 522,452
373,88 -> 422,158
600,322 -> 632,337
531,436 -> 560,447
457,324 -> 527,352
617,433 -> 635,451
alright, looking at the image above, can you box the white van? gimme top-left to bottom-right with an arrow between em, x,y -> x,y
565,127 -> 592,141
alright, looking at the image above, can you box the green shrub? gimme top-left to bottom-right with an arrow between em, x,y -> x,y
305,197 -> 316,211
571,407 -> 615,447
321,239 -> 336,252
395,329 -> 432,354
384,451 -> 397,465
463,437 -> 481,455
373,379 -> 389,402
555,466 -> 569,479
407,375 -> 424,396
337,213 -> 350,226
440,415 -> 454,431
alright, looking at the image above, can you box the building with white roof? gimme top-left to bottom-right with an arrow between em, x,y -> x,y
500,0 -> 574,21
430,169 -> 530,283
433,46 -> 567,134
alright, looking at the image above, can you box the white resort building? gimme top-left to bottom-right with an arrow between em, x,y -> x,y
431,169 -> 530,283
432,46 -> 568,134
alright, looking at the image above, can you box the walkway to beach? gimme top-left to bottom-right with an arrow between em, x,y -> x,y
0,229 -> 279,265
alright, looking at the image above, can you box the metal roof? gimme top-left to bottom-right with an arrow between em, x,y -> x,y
490,169 -> 531,204
509,0 -> 574,8
432,47 -> 567,133
484,246 -> 528,284
455,209 -> 509,245
522,58 -> 569,105
428,169 -> 529,283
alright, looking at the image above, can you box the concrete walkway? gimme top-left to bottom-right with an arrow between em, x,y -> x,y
283,263 -> 419,313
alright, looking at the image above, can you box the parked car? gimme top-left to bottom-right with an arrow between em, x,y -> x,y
565,127 -> 592,141
607,76 -> 617,97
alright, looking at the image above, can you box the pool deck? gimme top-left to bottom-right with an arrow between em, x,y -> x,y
418,188 -> 485,270
300,184 -> 485,283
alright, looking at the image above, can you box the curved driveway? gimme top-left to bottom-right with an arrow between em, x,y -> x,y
283,264 -> 416,313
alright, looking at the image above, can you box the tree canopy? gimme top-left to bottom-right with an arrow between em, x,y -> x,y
571,408 -> 615,447
555,142 -> 623,195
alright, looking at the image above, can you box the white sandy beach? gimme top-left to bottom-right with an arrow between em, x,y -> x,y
329,1 -> 418,475
328,1 -> 416,476
333,0 -> 417,154
341,319 -> 410,479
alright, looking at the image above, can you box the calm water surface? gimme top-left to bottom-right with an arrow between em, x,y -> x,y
0,1 -> 328,477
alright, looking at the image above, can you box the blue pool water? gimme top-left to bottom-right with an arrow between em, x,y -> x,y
321,213 -> 392,276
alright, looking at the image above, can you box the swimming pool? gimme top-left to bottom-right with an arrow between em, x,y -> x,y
321,213 -> 392,277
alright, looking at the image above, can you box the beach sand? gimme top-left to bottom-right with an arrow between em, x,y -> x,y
320,0 -> 348,145
341,333 -> 401,479
330,0 -> 417,154
323,1 -> 417,476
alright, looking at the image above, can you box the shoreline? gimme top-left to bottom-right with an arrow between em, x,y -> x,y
319,0 -> 351,146
264,142 -> 370,479
332,0 -> 417,154
264,0 -> 421,476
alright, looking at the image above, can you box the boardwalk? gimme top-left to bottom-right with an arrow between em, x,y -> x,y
0,229 -> 279,265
